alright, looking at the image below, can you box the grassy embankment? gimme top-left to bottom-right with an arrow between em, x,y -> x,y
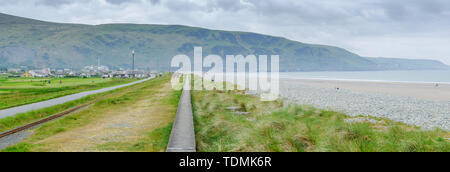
2,74 -> 181,152
0,77 -> 138,110
192,79 -> 450,152
0,77 -> 137,133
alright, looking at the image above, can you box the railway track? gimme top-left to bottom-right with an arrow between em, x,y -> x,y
0,76 -> 155,145
0,103 -> 91,139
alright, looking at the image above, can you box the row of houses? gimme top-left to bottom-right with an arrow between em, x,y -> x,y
17,67 -> 151,78
21,68 -> 52,78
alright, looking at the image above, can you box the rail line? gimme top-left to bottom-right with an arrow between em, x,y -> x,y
0,103 -> 91,139
0,76 -> 155,145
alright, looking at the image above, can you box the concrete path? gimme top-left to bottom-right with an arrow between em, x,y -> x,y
166,79 -> 196,152
0,76 -> 154,119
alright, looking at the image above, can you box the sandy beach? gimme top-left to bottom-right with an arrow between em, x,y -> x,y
284,79 -> 450,101
280,79 -> 450,130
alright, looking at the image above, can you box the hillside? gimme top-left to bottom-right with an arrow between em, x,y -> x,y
367,57 -> 449,70
0,13 -> 448,71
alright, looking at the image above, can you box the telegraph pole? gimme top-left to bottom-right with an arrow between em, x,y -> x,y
132,50 -> 135,77
97,57 -> 100,72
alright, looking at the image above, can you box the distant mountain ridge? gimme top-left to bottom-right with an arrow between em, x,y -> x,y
0,13 -> 448,71
366,57 -> 449,70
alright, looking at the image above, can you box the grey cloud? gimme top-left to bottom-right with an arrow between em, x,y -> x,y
163,0 -> 246,13
36,0 -> 79,7
367,0 -> 450,22
149,0 -> 160,5
0,0 -> 21,5
207,0 -> 246,11
105,0 -> 159,5
106,0 -> 130,5
34,0 -> 160,7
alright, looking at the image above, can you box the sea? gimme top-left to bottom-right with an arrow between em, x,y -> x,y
280,70 -> 450,83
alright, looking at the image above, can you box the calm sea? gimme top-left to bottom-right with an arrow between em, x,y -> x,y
280,70 -> 450,83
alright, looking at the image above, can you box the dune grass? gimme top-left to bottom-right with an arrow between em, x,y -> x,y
0,77 -> 137,110
192,89 -> 450,152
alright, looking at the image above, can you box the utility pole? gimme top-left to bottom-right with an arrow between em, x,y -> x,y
132,50 -> 135,77
97,57 -> 100,72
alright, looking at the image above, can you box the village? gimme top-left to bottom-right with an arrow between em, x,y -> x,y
0,65 -> 152,79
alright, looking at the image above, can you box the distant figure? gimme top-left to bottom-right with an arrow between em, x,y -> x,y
48,80 -> 51,84
336,87 -> 340,90
60,80 -> 62,84
435,83 -> 439,87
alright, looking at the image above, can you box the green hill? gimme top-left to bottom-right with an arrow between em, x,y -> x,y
0,13 -> 448,71
366,57 -> 449,70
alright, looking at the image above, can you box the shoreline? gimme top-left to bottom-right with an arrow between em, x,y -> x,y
279,78 -> 450,130
279,70 -> 450,84
279,76 -> 450,85
280,78 -> 450,102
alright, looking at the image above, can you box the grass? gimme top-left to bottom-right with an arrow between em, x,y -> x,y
93,86 -> 182,152
192,89 -> 450,152
0,77 -> 138,110
94,123 -> 174,152
1,143 -> 35,152
0,94 -> 96,133
3,74 -> 447,152
0,78 -> 139,133
2,74 -> 181,152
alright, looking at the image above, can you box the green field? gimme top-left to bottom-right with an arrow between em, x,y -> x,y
0,77 -> 137,110
192,89 -> 449,152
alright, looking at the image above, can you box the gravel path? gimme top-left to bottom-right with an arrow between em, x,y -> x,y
0,126 -> 39,150
280,79 -> 450,131
0,77 -> 153,119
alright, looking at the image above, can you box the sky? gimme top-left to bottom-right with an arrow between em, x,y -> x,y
1,0 -> 450,64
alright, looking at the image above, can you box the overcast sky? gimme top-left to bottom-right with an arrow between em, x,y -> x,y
1,0 -> 450,64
